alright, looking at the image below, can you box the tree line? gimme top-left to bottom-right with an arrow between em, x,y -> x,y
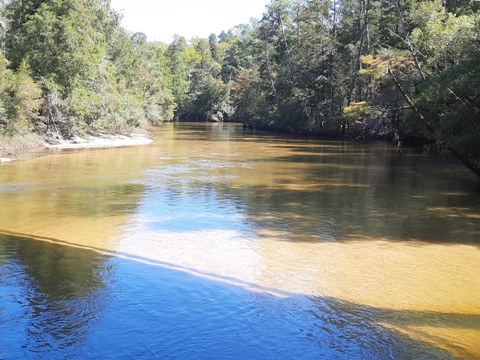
0,0 -> 479,176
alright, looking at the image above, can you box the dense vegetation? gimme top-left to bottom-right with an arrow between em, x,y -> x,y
0,0 -> 479,176
0,0 -> 175,143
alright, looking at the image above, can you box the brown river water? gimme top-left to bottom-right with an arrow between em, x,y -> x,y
1,122 -> 479,359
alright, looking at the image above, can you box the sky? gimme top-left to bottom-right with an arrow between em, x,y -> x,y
109,0 -> 271,43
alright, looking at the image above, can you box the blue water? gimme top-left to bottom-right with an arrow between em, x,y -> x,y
0,234 -> 451,360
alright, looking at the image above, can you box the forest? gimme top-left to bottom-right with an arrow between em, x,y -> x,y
0,0 -> 479,176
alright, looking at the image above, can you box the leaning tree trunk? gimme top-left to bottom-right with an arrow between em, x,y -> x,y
390,1 -> 480,178
388,67 -> 480,178
393,0 -> 426,81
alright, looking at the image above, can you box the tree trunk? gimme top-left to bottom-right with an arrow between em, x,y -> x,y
346,0 -> 369,106
389,67 -> 480,178
393,0 -> 426,81
343,0 -> 369,135
265,49 -> 280,104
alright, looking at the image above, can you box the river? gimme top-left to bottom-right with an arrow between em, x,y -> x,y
1,122 -> 479,359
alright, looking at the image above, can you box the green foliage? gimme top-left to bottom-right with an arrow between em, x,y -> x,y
9,0 -> 108,93
107,29 -> 175,125
9,60 -> 43,131
343,101 -> 370,118
232,67 -> 268,122
410,1 -> 480,73
416,54 -> 480,161
0,56 -> 42,134
1,0 -> 176,140
166,36 -> 201,116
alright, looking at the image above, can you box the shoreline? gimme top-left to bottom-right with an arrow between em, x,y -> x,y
45,133 -> 154,150
1,133 -> 154,162
0,133 -> 45,162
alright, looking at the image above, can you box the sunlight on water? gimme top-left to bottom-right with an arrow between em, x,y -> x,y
1,122 -> 480,359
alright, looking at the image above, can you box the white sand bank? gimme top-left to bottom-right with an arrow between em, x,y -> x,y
45,134 -> 153,149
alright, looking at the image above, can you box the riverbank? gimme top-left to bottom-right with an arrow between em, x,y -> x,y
0,133 -> 45,161
0,132 -> 153,162
45,133 -> 153,150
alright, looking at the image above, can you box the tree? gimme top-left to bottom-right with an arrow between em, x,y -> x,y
7,0 -> 109,93
358,0 -> 480,176
0,56 -> 42,134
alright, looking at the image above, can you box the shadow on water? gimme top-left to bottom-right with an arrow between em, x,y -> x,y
0,233 -> 112,358
222,181 -> 480,246
169,124 -> 480,246
0,232 -> 474,359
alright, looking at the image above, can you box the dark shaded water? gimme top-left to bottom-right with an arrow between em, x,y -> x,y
1,123 -> 479,359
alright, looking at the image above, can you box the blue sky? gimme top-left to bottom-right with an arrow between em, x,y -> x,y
110,0 -> 270,43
